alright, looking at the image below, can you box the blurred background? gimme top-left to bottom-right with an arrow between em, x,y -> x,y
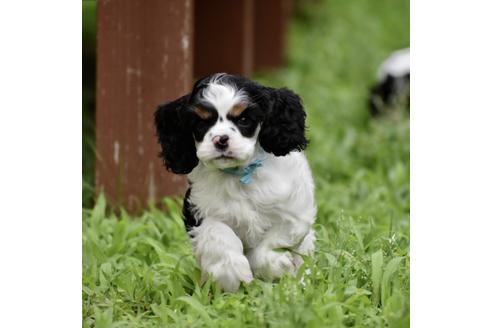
83,0 -> 409,210
83,1 -> 409,326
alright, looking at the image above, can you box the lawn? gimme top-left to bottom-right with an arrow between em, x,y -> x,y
83,0 -> 410,327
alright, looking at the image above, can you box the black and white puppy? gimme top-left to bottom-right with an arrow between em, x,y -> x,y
155,73 -> 317,292
369,48 -> 410,116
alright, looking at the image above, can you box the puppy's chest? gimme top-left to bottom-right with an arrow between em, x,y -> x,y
191,182 -> 277,247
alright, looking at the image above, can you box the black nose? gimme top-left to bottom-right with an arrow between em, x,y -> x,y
213,135 -> 229,150
218,135 -> 229,145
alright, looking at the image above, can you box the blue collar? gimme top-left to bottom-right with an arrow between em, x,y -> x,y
220,159 -> 263,184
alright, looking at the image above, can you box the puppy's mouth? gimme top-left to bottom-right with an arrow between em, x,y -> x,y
209,153 -> 245,169
214,155 -> 236,160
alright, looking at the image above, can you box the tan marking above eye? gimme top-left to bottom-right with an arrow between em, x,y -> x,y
229,102 -> 248,117
194,106 -> 212,119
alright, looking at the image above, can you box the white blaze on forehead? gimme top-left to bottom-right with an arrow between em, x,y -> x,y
201,81 -> 247,117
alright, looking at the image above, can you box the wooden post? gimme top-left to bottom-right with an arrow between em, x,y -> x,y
254,0 -> 292,71
194,0 -> 254,78
96,0 -> 193,211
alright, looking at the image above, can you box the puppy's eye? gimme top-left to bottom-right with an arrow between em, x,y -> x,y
237,117 -> 252,127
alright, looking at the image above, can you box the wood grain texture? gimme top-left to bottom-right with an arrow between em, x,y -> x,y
96,0 -> 193,211
194,0 -> 254,78
254,0 -> 292,71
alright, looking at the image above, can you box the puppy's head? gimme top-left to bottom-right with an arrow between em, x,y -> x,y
155,73 -> 307,174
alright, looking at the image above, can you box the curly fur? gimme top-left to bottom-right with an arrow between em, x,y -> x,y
259,88 -> 308,156
154,95 -> 198,174
154,74 -> 316,292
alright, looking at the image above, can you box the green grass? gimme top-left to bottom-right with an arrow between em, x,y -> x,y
83,0 -> 409,327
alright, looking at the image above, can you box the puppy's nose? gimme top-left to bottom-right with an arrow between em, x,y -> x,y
213,134 -> 229,150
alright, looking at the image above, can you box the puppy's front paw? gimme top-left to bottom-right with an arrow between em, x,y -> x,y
202,252 -> 253,292
247,248 -> 296,281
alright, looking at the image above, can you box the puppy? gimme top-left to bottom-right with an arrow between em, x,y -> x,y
369,48 -> 410,116
155,73 -> 317,292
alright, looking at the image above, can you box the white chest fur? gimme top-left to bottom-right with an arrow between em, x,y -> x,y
188,151 -> 317,248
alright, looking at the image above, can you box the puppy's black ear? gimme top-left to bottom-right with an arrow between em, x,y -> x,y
259,88 -> 308,156
154,95 -> 198,174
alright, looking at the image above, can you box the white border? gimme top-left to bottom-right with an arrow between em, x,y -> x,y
0,1 -> 81,327
411,0 -> 492,326
1,0 -> 492,326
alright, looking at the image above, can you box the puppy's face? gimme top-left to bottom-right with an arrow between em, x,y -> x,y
192,83 -> 263,169
155,73 -> 307,174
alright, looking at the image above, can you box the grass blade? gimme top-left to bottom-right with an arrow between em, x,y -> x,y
371,249 -> 384,306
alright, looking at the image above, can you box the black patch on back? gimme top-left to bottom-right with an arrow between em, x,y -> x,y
369,73 -> 410,116
182,187 -> 202,233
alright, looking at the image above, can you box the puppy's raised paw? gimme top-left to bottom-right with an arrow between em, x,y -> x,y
247,248 -> 296,281
203,253 -> 253,292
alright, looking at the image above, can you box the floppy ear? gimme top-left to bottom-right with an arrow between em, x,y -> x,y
259,88 -> 308,156
154,95 -> 198,174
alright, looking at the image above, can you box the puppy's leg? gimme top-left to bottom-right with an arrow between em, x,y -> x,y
247,222 -> 313,280
290,229 -> 316,267
190,219 -> 253,292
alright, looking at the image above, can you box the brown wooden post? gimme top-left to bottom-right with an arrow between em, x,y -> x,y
96,0 -> 193,211
194,0 -> 254,78
254,0 -> 292,71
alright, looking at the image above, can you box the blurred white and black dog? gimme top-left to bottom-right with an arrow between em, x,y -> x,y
155,73 -> 316,291
369,48 -> 410,115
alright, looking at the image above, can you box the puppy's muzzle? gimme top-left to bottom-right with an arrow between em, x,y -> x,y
213,134 -> 229,151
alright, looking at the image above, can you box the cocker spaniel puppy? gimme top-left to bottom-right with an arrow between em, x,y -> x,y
155,73 -> 317,292
369,48 -> 410,116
